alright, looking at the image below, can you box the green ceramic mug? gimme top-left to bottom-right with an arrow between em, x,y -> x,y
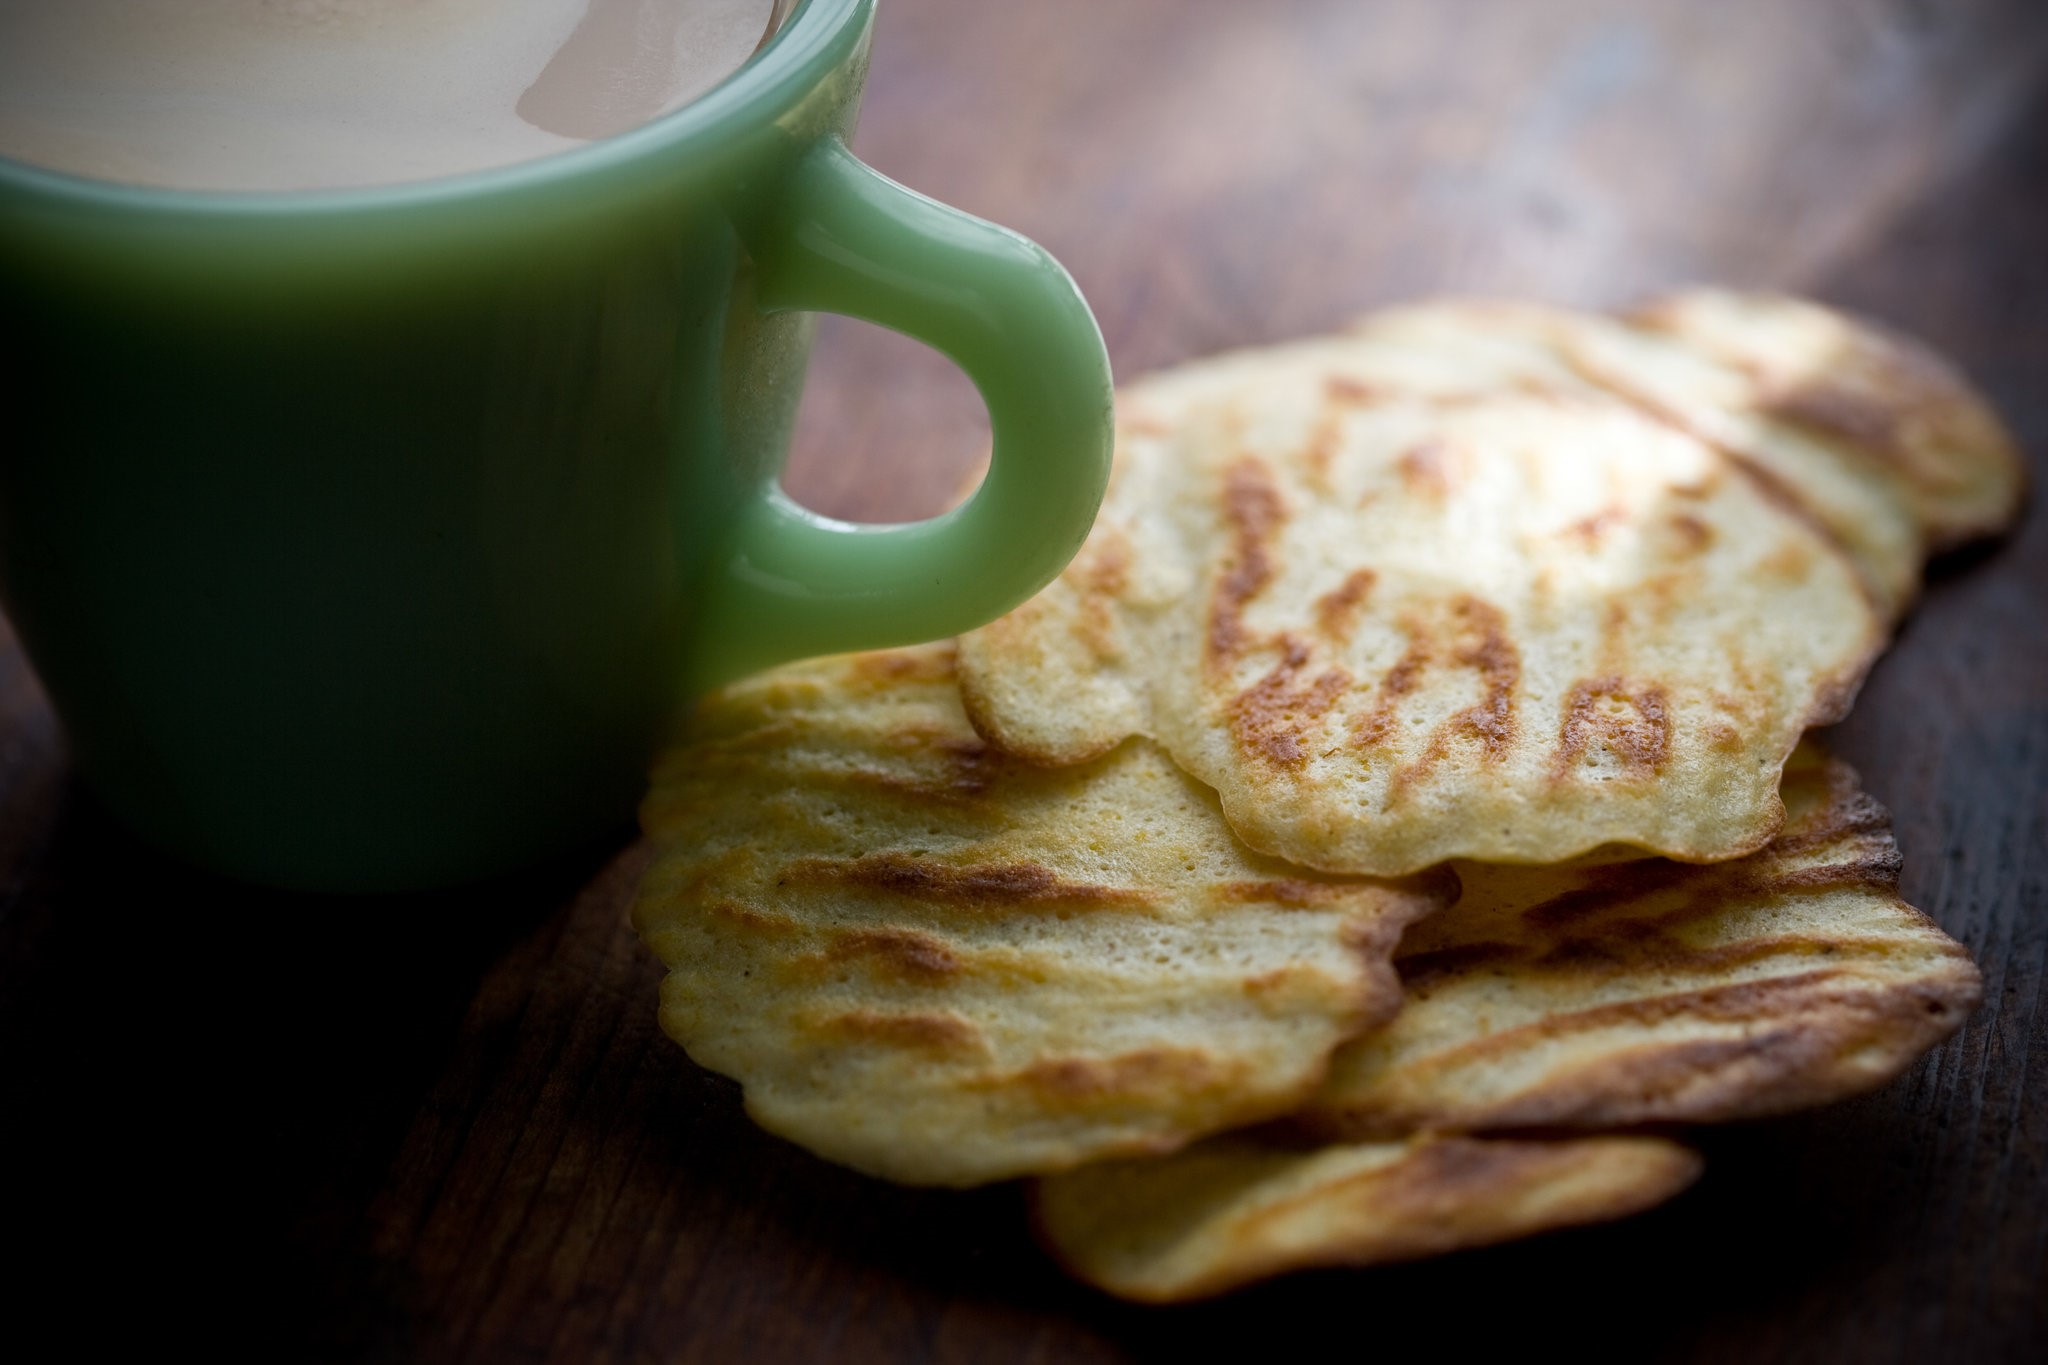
0,0 -> 1113,893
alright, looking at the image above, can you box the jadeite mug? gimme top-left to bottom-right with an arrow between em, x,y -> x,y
0,0 -> 1113,892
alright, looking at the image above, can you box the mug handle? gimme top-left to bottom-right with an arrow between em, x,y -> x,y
686,138 -> 1114,691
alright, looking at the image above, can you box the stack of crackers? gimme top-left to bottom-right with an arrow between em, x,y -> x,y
633,291 -> 2023,1301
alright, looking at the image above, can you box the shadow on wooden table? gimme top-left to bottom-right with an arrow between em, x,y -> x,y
461,1050 -> 1922,1365
0,783 -> 592,1349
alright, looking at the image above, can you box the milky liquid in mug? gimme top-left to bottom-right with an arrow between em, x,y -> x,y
0,0 -> 787,192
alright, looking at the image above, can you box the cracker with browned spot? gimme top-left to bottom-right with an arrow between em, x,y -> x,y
1299,742 -> 1981,1135
1343,299 -> 1926,618
633,646 -> 1449,1187
961,327 -> 1887,875
1034,1132 -> 1702,1302
1611,290 -> 2025,555
1352,294 -> 2023,615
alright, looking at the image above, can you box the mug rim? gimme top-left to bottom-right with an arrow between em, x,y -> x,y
0,0 -> 866,220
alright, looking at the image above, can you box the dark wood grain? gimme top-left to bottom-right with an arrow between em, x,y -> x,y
4,2 -> 2044,1360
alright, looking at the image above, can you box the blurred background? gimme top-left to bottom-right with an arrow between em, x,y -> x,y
785,0 -> 2045,522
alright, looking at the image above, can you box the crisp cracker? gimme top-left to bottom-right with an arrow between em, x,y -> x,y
634,646 -> 1448,1187
961,335 -> 1883,874
1035,1132 -> 1701,1302
1303,743 -> 1982,1135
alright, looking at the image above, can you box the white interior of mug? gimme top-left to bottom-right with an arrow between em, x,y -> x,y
0,0 -> 819,195
0,0 -> 862,213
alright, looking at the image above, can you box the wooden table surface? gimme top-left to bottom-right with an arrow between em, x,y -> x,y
4,1 -> 2043,1360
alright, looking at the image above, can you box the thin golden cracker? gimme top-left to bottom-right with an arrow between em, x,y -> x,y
1303,742 -> 1982,1136
1349,298 -> 1931,616
1034,1132 -> 1701,1302
962,350 -> 1885,875
634,646 -> 1448,1187
1615,290 -> 2025,553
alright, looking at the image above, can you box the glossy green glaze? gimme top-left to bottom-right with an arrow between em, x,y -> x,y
0,0 -> 1113,892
